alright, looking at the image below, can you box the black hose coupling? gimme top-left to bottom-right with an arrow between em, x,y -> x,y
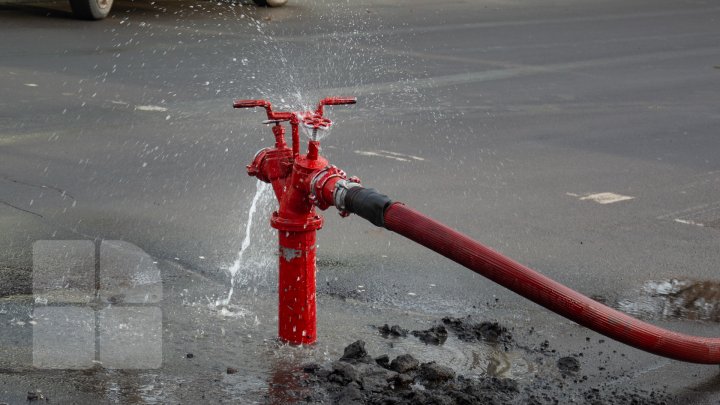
334,180 -> 392,227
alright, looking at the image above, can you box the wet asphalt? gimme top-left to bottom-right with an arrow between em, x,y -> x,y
1,0 -> 720,403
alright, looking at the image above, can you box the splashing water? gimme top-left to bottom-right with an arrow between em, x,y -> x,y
210,1 -> 430,141
217,180 -> 276,307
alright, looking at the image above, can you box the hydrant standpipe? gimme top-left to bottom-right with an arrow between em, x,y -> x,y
235,97 -> 720,364
237,97 -> 355,345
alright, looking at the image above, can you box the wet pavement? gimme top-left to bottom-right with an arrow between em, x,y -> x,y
2,0 -> 720,403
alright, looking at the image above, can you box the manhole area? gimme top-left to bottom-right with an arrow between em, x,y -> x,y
617,279 -> 720,322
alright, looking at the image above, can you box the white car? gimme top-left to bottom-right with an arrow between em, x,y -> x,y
70,0 -> 287,20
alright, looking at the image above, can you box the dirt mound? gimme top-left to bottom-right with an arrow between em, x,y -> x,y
442,316 -> 513,345
411,325 -> 448,345
302,338 -> 671,405
378,324 -> 408,338
303,340 -> 521,404
557,356 -> 581,375
302,316 -> 672,405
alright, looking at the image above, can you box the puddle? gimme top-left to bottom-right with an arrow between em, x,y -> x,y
617,279 -> 720,322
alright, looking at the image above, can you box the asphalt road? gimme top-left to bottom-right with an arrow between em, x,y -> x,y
1,0 -> 720,403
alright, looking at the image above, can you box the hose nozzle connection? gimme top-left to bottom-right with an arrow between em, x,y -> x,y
333,179 -> 362,214
310,167 -> 392,226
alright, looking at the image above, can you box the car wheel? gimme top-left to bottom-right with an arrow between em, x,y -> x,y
253,0 -> 288,7
69,0 -> 113,20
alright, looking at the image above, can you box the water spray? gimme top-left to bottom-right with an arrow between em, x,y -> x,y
235,97 -> 720,364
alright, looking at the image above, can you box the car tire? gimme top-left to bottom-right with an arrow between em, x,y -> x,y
69,0 -> 113,20
252,0 -> 288,7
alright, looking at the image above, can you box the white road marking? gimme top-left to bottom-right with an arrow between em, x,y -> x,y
355,151 -> 407,161
354,150 -> 424,162
135,105 -> 168,112
24,83 -> 38,87
377,150 -> 425,161
571,192 -> 635,204
674,218 -> 704,227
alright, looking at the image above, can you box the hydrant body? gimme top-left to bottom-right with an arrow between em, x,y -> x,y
237,98 -> 355,345
270,151 -> 327,344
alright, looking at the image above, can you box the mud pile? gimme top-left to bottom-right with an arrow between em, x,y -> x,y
303,340 -> 519,404
303,317 -> 671,405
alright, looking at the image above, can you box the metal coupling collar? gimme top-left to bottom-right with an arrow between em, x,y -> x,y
333,179 -> 362,213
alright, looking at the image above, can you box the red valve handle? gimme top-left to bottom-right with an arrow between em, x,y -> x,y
320,97 -> 357,106
233,99 -> 271,109
234,97 -> 356,157
316,97 -> 357,115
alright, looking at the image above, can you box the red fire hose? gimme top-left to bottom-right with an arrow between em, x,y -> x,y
381,202 -> 720,364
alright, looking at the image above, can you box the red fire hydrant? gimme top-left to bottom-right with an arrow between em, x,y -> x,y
235,97 -> 362,345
